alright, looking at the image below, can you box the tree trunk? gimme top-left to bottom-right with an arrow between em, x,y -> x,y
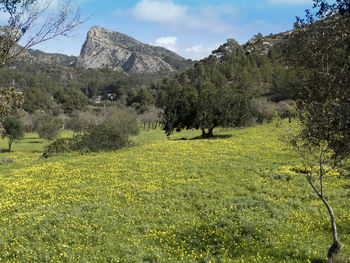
8,138 -> 13,152
208,127 -> 214,137
201,128 -> 206,137
321,196 -> 341,259
308,178 -> 341,259
328,240 -> 341,260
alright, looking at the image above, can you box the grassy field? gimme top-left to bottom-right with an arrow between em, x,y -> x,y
0,124 -> 349,262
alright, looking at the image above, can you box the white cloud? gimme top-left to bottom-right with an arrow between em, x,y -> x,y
267,0 -> 312,5
131,0 -> 237,35
185,45 -> 204,54
185,44 -> 220,60
133,0 -> 187,23
112,0 -> 296,60
154,36 -> 178,52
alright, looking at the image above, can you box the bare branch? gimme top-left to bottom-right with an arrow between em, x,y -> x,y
0,0 -> 85,66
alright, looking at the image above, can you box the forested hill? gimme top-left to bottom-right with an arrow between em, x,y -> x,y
0,26 -> 195,115
1,26 -> 297,118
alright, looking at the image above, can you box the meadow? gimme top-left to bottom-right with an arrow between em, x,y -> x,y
0,123 -> 349,262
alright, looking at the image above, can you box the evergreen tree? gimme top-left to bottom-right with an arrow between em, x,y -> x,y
158,39 -> 256,137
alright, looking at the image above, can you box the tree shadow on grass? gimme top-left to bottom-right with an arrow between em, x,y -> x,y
0,148 -> 10,153
172,134 -> 233,141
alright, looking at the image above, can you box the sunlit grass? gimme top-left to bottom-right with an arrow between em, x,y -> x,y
0,124 -> 349,262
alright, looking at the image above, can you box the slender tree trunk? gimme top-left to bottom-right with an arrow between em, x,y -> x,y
308,178 -> 341,259
320,197 -> 341,259
8,138 -> 13,152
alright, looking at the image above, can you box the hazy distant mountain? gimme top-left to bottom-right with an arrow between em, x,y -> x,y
76,26 -> 192,74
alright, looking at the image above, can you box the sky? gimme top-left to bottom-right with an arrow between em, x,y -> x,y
1,0 -> 315,60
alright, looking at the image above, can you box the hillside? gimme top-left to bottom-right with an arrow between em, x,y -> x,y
0,124 -> 349,261
0,25 -> 315,118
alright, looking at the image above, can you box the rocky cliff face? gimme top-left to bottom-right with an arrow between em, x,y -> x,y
76,26 -> 189,74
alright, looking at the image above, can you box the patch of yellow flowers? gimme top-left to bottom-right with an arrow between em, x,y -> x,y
0,124 -> 349,262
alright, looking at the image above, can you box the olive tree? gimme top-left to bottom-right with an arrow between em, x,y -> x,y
158,42 -> 254,137
1,114 -> 25,152
288,0 -> 350,259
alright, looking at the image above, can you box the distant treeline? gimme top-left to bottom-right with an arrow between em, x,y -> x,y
0,32 -> 298,127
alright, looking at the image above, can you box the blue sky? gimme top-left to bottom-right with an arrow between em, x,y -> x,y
8,0 -> 314,60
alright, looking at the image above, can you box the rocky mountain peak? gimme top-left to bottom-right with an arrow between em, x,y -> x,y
76,26 -> 190,74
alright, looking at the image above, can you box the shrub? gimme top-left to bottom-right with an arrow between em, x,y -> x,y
72,107 -> 139,152
45,106 -> 139,154
44,138 -> 72,155
71,121 -> 130,152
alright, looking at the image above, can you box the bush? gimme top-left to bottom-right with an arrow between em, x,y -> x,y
45,106 -> 139,154
72,107 -> 139,152
44,138 -> 72,155
72,121 -> 130,152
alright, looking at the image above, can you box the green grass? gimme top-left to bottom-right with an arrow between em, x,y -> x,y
0,124 -> 349,262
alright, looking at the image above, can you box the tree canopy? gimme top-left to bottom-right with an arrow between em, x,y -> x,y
157,39 -> 281,136
1,113 -> 25,152
290,0 -> 350,162
287,0 -> 350,259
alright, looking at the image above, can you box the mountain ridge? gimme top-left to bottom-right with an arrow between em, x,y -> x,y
7,26 -> 193,75
75,26 -> 192,74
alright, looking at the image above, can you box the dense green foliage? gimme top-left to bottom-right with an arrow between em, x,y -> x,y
290,8 -> 350,162
157,39 -> 294,136
71,119 -> 138,152
54,86 -> 89,114
0,124 -> 349,262
0,65 -> 166,115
